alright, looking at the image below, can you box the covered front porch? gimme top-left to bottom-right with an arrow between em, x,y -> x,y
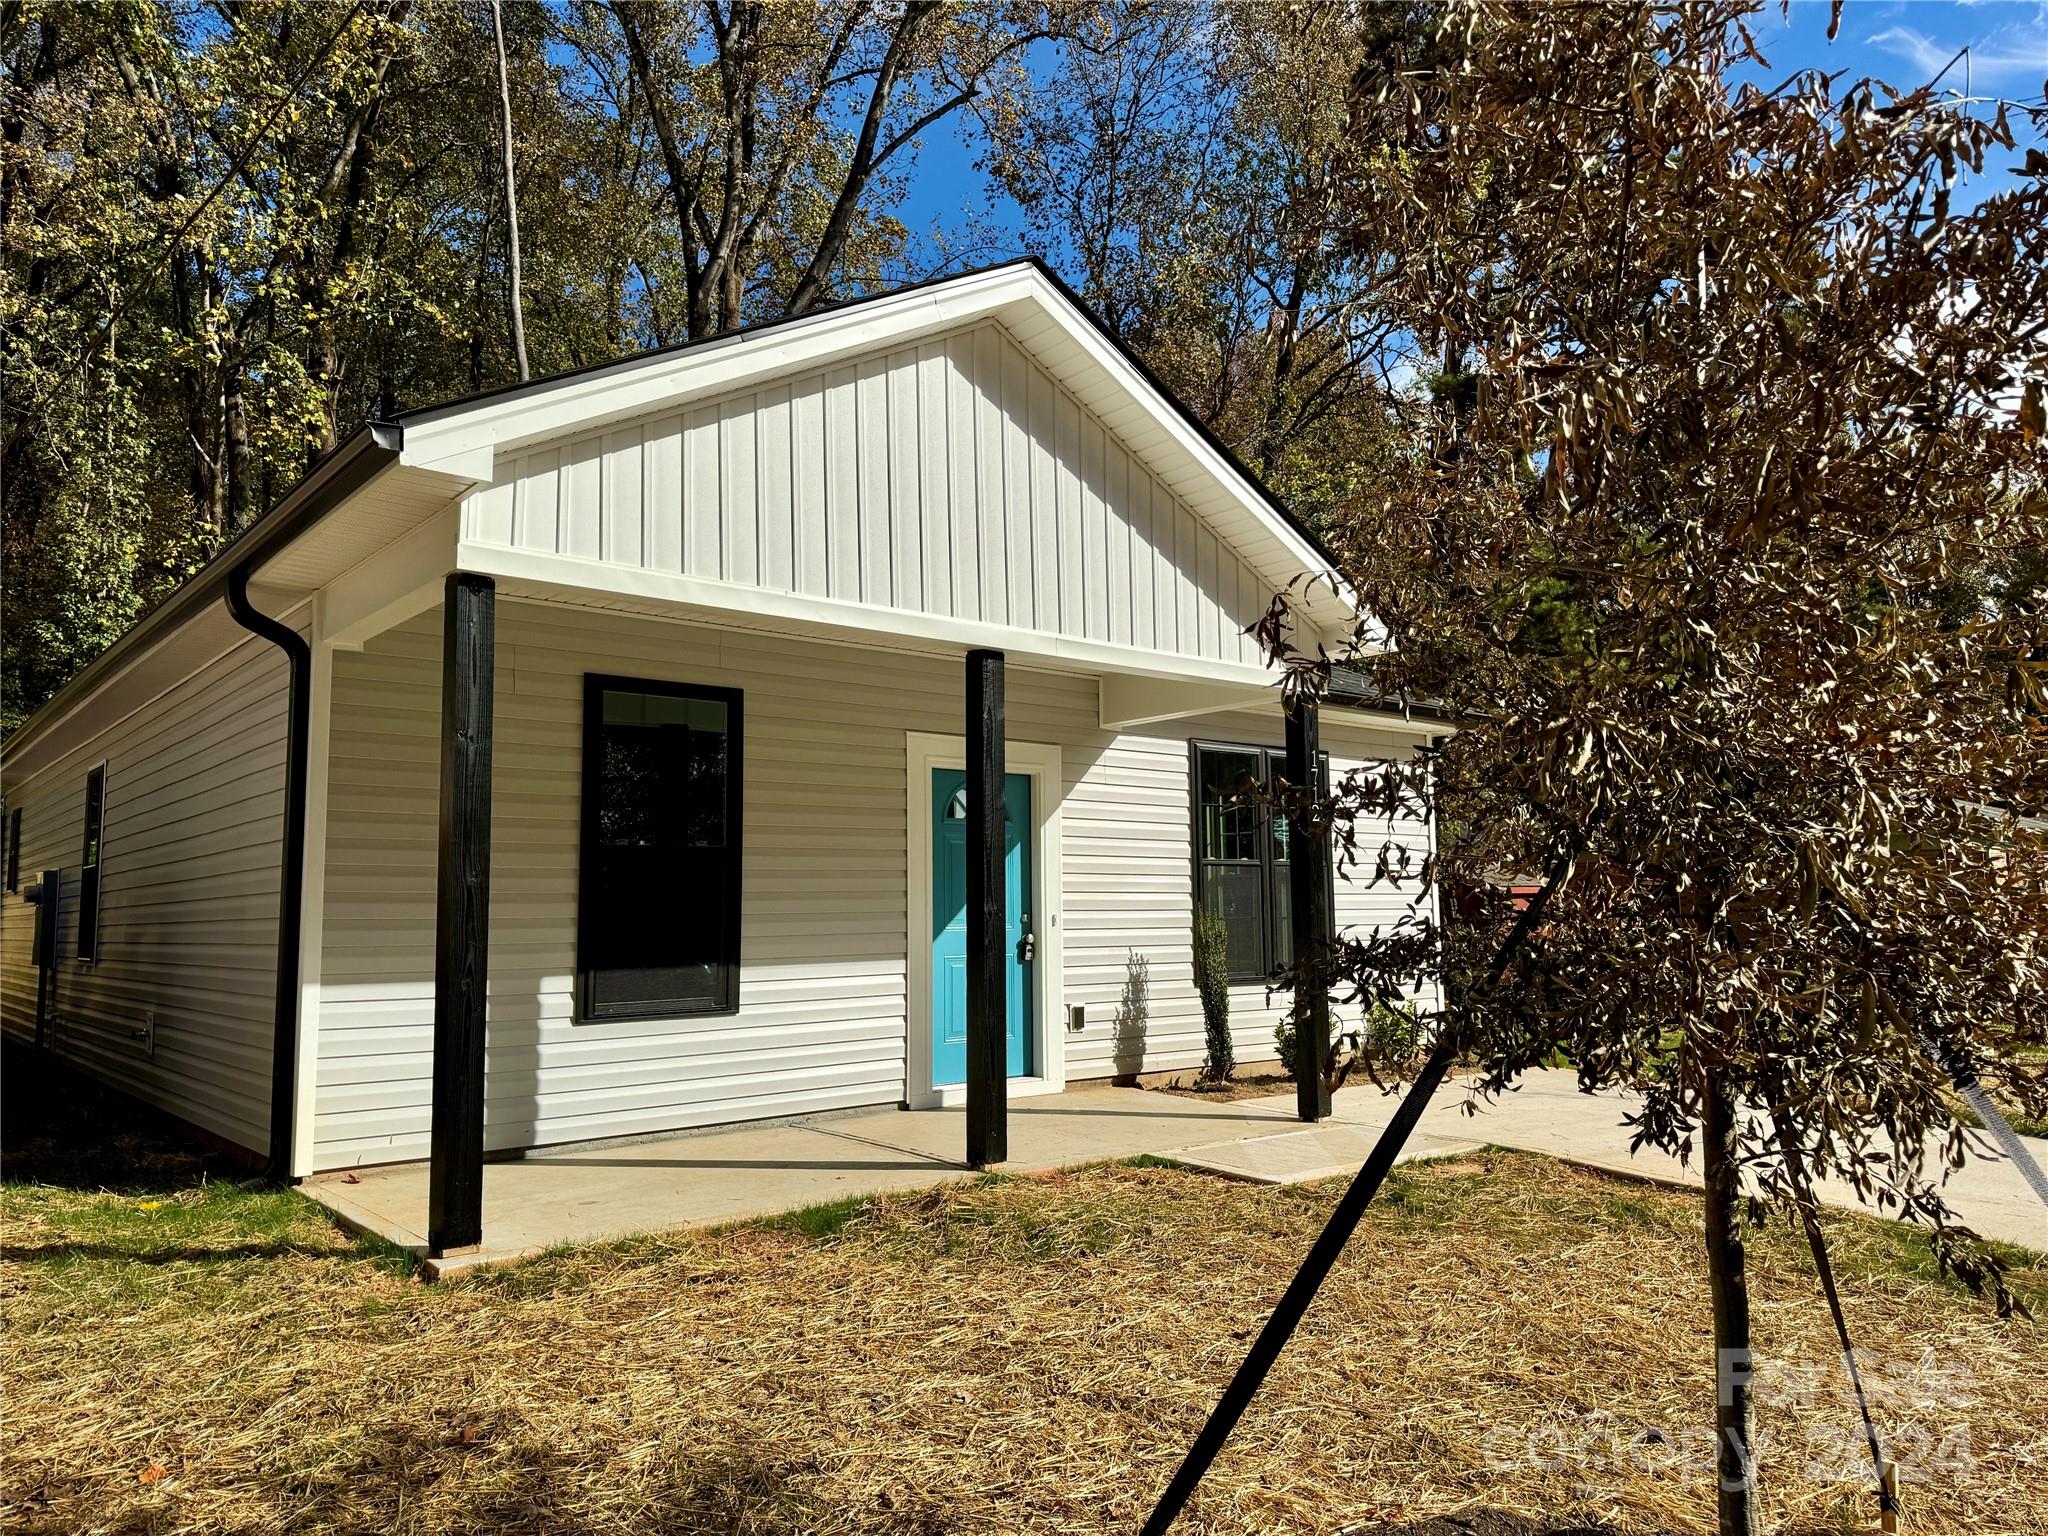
310,1079 -> 1482,1278
379,573 -> 1350,1259
254,262 -> 1426,1261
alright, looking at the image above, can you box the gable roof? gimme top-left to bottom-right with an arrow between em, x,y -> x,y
7,260 -> 1358,775
400,257 -> 1343,578
392,258 -> 1350,613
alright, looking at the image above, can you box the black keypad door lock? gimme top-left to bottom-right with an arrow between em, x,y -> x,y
1018,926 -> 1036,963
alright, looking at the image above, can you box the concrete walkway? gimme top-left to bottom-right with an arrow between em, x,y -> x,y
1174,1069 -> 2048,1252
307,1071 -> 2044,1277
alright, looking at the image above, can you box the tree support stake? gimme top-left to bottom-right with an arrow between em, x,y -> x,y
1140,1034 -> 1458,1534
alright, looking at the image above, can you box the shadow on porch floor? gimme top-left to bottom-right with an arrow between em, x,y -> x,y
305,1082 -> 1450,1277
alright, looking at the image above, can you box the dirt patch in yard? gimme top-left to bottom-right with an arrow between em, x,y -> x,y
1151,1069 -> 1298,1102
4,1053 -> 2045,1535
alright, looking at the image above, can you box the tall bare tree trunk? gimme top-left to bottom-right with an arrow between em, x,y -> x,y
491,0 -> 529,382
1703,1074 -> 1761,1536
222,356 -> 251,539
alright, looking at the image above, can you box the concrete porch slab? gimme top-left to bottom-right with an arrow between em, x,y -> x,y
306,1083 -> 1311,1278
305,1072 -> 2045,1278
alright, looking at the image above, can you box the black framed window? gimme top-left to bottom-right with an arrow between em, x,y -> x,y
1190,742 -> 1329,982
78,765 -> 105,961
4,805 -> 18,892
578,675 -> 742,1020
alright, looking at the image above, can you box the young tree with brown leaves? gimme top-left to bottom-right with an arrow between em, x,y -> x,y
1265,4 -> 2047,1531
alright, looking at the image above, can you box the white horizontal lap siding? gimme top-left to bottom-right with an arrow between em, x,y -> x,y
1059,708 -> 1440,1079
0,629 -> 294,1154
311,601 -> 1437,1166
312,600 -> 1103,1167
460,322 -> 1268,668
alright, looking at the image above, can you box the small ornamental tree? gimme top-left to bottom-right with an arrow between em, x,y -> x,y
1193,910 -> 1234,1082
1267,5 -> 2048,1533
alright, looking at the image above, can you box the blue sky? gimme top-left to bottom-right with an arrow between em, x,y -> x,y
897,0 -> 2046,277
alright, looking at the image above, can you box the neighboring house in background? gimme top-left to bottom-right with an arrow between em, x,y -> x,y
0,261 -> 1440,1253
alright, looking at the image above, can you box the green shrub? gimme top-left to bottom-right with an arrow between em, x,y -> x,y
1192,911 -> 1233,1082
1277,998 -> 1420,1085
1273,1012 -> 1326,1082
1363,1000 -> 1421,1071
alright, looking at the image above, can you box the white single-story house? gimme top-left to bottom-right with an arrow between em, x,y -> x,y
0,260 -> 1440,1253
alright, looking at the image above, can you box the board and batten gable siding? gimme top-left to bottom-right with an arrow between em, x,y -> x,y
0,622 -> 296,1154
459,322 -> 1275,668
312,599 -> 1436,1169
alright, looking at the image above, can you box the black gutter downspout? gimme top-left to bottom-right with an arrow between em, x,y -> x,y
225,565 -> 312,1185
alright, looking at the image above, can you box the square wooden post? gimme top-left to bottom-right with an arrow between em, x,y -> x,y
1285,699 -> 1332,1123
965,648 -> 1008,1168
429,572 -> 495,1255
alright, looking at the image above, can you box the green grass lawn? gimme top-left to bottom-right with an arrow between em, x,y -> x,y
4,1051 -> 2045,1536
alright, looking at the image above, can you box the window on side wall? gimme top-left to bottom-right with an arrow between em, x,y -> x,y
78,764 -> 105,961
1190,741 -> 1330,983
4,805 -> 18,892
577,675 -> 742,1020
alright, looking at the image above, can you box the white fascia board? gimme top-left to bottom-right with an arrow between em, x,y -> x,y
995,267 -> 1359,611
460,541 -> 1283,690
395,265 -> 1036,483
1326,705 -> 1449,737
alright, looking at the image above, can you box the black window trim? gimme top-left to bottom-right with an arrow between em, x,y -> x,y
1188,738 -> 1332,984
4,804 -> 18,892
78,761 -> 106,963
576,672 -> 744,1023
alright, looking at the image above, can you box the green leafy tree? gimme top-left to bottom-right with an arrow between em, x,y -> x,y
0,0 -> 1091,729
1274,5 -> 2048,1531
997,0 -> 1425,526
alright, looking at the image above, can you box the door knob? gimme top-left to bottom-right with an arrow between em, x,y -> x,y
1018,932 -> 1037,962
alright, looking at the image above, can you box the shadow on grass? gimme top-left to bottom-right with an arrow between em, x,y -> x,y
2,1042 -> 417,1277
4,1239 -> 356,1265
1,1040 -> 256,1194
282,1421 -> 820,1536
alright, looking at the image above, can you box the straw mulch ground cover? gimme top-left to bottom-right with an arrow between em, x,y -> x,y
1154,1070 -> 1297,1102
3,1062 -> 2044,1536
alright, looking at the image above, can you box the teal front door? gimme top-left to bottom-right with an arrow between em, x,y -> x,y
931,768 -> 1033,1088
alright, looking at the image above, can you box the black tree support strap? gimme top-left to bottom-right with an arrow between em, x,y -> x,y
224,565 -> 312,1185
1141,826 -> 1585,1535
1139,1033 -> 1459,1536
1773,1118 -> 1895,1521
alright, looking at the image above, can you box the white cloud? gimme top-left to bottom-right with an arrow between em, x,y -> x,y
1866,16 -> 2048,86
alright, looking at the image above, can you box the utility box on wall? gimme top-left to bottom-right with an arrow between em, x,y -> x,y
27,868 -> 61,969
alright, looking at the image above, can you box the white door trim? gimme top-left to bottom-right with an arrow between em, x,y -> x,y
904,730 -> 1064,1111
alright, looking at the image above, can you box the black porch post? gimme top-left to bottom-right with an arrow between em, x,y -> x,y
429,573 -> 495,1256
1285,700 -> 1332,1124
965,648 -> 1008,1168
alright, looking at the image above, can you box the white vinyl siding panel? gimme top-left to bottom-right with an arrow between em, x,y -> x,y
312,601 -> 1435,1168
461,322 -> 1273,669
0,626 -> 294,1155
